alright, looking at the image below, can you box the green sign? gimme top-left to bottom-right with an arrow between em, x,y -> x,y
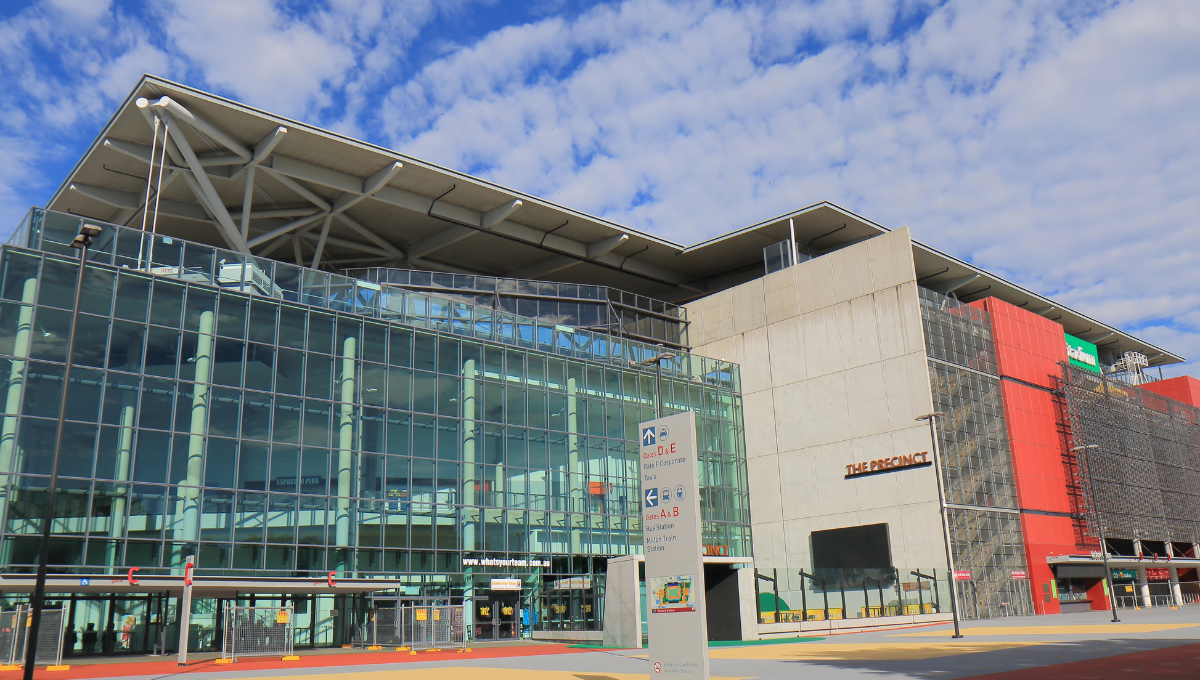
1066,334 -> 1101,373
1111,569 -> 1137,580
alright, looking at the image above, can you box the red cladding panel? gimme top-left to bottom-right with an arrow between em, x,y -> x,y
1140,376 -> 1200,408
971,298 -> 1104,613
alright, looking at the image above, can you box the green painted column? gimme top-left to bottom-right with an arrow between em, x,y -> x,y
179,310 -> 214,559
461,358 -> 477,628
334,334 -> 356,564
0,278 -> 35,475
567,376 -> 582,553
461,359 -> 477,548
107,393 -> 136,570
0,278 -> 35,565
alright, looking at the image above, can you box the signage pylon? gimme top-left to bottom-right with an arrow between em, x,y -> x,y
639,411 -> 709,680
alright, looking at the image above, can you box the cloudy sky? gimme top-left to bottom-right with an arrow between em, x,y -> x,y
1,0 -> 1198,374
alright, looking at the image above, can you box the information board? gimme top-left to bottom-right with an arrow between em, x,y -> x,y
640,411 -> 709,679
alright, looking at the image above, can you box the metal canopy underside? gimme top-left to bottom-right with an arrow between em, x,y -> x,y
0,574 -> 396,597
44,76 -> 1182,365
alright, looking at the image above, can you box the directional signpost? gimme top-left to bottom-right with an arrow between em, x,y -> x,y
639,411 -> 709,680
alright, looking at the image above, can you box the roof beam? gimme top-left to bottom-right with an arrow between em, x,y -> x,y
311,215 -> 334,269
334,214 -> 406,260
260,167 -> 332,212
330,162 -> 403,214
587,233 -> 629,258
300,232 -> 392,258
929,273 -> 980,295
405,226 -> 475,261
143,101 -> 250,254
508,255 -> 578,279
204,150 -> 684,285
247,211 -> 328,249
69,181 -> 207,222
481,199 -> 522,228
1079,331 -> 1115,343
141,96 -> 252,161
1030,305 -> 1055,315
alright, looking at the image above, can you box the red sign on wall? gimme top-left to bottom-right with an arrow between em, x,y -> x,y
1146,568 -> 1171,581
1010,570 -> 1027,579
953,570 -> 972,581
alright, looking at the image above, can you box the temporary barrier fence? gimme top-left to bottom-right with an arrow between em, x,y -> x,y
220,606 -> 294,661
0,605 -> 68,667
362,605 -> 465,650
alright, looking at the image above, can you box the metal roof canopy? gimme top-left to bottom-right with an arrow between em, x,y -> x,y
45,76 -> 1181,366
0,574 -> 398,597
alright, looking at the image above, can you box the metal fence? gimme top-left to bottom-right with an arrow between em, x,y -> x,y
362,605 -> 465,650
220,606 -> 294,661
0,606 -> 67,667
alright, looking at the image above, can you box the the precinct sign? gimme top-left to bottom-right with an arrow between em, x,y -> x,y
845,452 -> 932,479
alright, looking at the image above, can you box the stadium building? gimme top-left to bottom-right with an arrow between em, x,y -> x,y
2,76 -> 1199,653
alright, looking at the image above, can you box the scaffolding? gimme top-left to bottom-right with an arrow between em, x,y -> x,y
1060,362 -> 1200,545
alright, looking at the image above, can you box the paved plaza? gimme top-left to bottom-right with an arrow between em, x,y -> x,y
4,608 -> 1200,680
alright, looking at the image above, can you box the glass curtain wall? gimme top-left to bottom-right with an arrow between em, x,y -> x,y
0,240 -> 749,636
919,287 -> 1034,619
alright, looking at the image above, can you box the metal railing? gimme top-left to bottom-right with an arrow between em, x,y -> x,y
220,605 -> 295,661
0,605 -> 67,667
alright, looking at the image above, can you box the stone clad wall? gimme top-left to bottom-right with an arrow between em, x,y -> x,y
685,227 -> 945,573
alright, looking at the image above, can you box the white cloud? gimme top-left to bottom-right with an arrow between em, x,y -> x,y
0,0 -> 1198,375
371,0 -> 1200,373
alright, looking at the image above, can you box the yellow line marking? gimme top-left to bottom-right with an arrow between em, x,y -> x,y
709,641 -> 1048,661
895,624 -> 1200,636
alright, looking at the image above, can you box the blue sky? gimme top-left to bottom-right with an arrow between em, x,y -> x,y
1,0 -> 1199,374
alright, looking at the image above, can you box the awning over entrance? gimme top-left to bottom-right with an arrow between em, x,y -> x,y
0,574 -> 401,598
1047,555 -> 1200,570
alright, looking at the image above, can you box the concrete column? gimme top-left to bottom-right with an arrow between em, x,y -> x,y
178,310 -> 214,562
335,335 -> 356,560
1169,565 -> 1182,606
601,555 -> 641,648
1136,565 -> 1151,607
737,568 -> 760,641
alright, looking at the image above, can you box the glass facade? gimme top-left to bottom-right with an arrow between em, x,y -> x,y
0,209 -> 750,645
345,267 -> 690,350
920,287 -> 1034,619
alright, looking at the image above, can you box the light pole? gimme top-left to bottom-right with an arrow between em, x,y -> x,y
1071,444 -> 1120,622
23,223 -> 102,679
629,347 -> 676,418
917,411 -> 963,639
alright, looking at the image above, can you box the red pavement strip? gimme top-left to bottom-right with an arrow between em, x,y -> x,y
964,641 -> 1200,679
0,644 -> 590,680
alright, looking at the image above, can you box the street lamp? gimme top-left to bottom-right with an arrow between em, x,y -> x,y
1071,444 -> 1120,622
916,411 -> 963,639
23,223 -> 102,679
629,347 -> 676,418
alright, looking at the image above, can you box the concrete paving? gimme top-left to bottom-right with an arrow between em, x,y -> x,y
7,607 -> 1200,680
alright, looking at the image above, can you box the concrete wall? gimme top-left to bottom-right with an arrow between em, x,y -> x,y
685,227 -> 945,574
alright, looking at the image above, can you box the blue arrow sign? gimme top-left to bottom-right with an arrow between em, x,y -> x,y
644,488 -> 658,507
642,427 -> 655,446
